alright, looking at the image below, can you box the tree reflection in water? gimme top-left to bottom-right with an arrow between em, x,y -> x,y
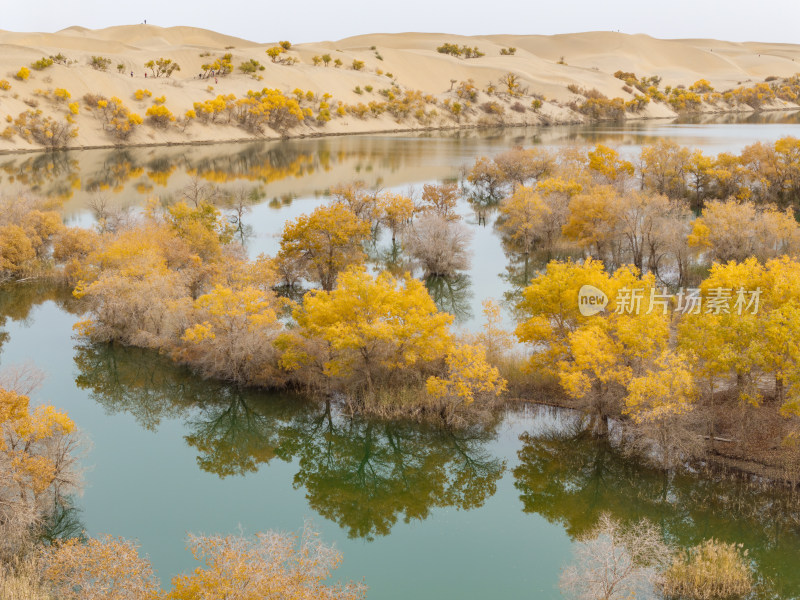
513,411 -> 800,598
0,282 -> 79,358
73,342 -> 505,540
278,405 -> 503,540
424,273 -> 473,324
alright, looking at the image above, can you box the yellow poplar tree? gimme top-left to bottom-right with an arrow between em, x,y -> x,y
378,192 -> 415,243
277,203 -> 370,291
179,285 -> 286,386
286,267 -> 453,393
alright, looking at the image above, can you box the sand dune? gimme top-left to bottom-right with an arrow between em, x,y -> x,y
1,26 -> 799,152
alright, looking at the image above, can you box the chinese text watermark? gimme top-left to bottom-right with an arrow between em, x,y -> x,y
579,286 -> 761,316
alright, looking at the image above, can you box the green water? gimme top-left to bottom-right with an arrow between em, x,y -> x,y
3,115 -> 800,599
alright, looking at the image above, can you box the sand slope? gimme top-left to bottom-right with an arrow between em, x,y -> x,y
1,26 -> 799,152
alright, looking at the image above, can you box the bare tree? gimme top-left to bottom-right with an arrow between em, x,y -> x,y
0,363 -> 45,396
87,194 -> 132,234
220,186 -> 258,244
402,214 -> 473,277
560,514 -> 673,600
180,175 -> 220,207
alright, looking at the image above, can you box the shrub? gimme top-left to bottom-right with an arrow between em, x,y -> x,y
437,42 -> 462,56
660,539 -> 753,600
233,88 -> 305,134
145,104 -> 175,127
511,101 -> 526,113
667,89 -> 703,112
354,86 -> 363,95
689,79 -> 714,93
572,97 -> 626,120
352,60 -> 365,71
15,67 -> 30,81
116,63 -> 124,73
89,56 -> 112,71
31,57 -> 54,70
192,94 -> 236,124
144,58 -> 180,77
481,101 -> 504,115
347,103 -> 369,119
456,79 -> 478,101
462,46 -> 483,58
238,59 -> 264,75
365,85 -> 373,93
12,109 -> 78,148
87,95 -> 143,141
266,47 -> 284,63
279,40 -> 292,50
53,88 -> 71,102
0,80 -> 9,91
133,89 -> 152,101
625,95 -> 650,113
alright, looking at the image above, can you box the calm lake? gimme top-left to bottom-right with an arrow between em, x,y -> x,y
2,113 -> 800,599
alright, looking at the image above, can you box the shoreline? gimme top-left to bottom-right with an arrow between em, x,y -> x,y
1,106 -> 798,157
510,395 -> 800,487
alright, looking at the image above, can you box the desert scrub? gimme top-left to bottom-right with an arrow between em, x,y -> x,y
13,110 -> 78,149
145,104 -> 175,127
89,56 -> 112,71
30,57 -> 54,70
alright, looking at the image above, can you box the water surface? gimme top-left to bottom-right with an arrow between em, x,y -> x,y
3,115 -> 800,599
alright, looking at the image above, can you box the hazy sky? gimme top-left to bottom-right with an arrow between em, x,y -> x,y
6,0 -> 800,44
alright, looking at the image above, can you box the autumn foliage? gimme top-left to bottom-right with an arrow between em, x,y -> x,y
0,385 -> 81,561
41,524 -> 366,600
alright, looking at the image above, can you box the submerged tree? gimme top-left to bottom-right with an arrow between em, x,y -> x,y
284,267 -> 453,394
277,203 -> 370,291
0,386 -> 82,561
402,214 -> 473,277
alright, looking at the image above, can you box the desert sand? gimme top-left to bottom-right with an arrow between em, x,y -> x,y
1,26 -> 799,152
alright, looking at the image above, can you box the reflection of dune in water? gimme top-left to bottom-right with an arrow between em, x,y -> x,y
2,115 -> 800,221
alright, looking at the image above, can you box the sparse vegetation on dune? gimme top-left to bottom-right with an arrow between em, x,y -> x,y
3,43 -> 800,150
0,27 -> 799,151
